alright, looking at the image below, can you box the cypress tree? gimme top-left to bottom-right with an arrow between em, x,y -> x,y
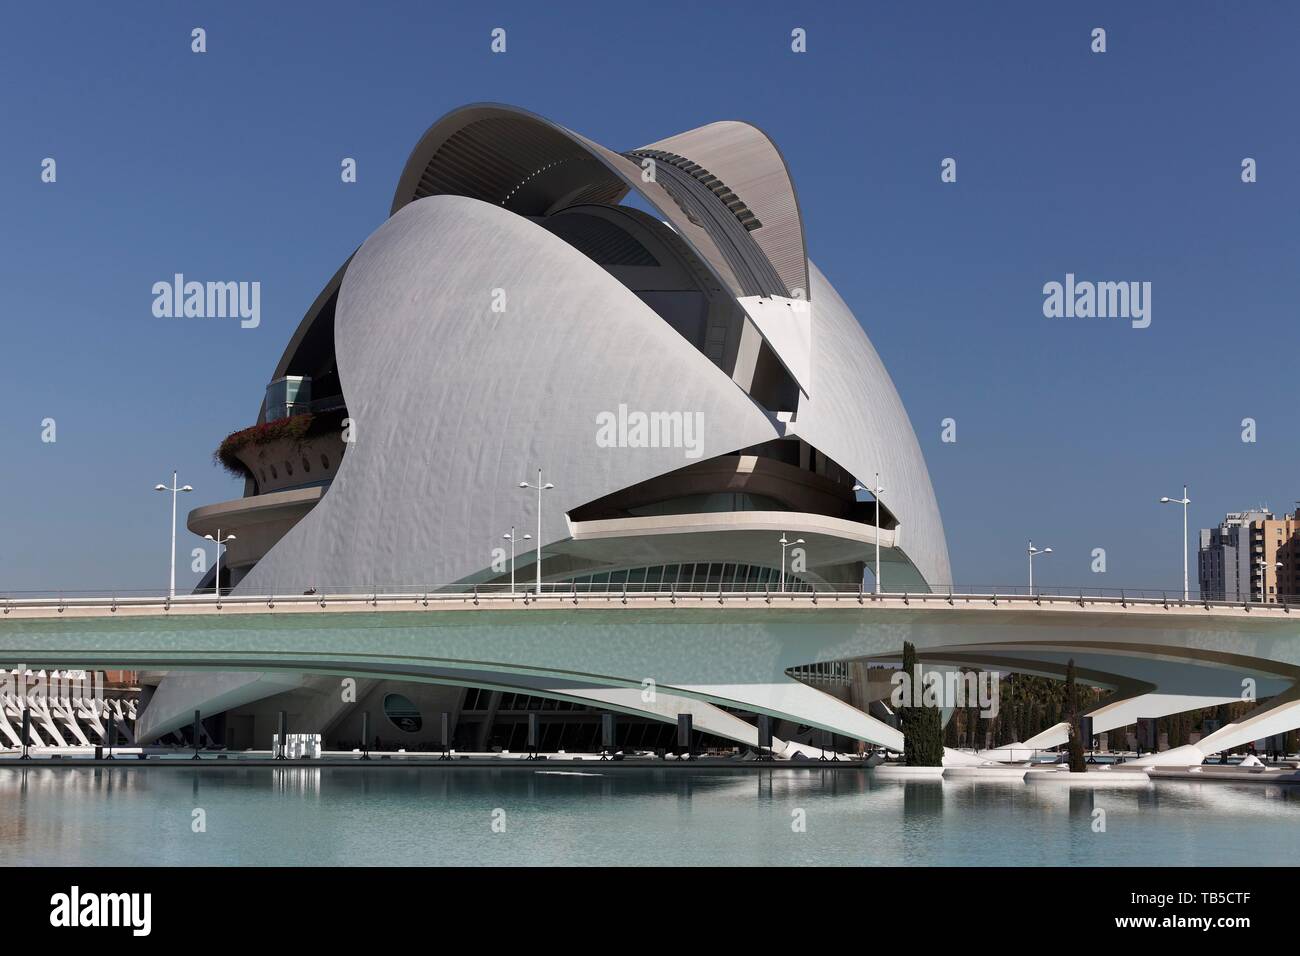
1064,659 -> 1088,772
943,708 -> 959,747
900,641 -> 944,766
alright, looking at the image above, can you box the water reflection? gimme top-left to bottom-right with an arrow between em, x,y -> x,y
0,767 -> 1295,867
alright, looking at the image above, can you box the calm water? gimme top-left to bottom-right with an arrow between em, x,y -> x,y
1,766 -> 1297,866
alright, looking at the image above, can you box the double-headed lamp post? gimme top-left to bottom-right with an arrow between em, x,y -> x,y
1256,559 -> 1284,605
853,474 -> 885,593
779,534 -> 804,592
1158,484 -> 1191,602
1027,540 -> 1052,595
518,469 -> 554,596
203,529 -> 236,598
502,527 -> 532,595
154,471 -> 193,600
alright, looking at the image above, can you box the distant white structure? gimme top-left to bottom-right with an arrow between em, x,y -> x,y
272,733 -> 322,759
0,669 -> 137,748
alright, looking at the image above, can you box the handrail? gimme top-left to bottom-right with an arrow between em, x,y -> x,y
2,581 -> 1294,601
0,588 -> 1295,616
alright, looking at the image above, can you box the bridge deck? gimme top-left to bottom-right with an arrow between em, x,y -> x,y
1,590 -> 1296,622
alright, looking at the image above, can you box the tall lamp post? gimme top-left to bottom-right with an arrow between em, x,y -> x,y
502,527 -> 532,595
1256,558 -> 1284,605
203,529 -> 236,598
779,534 -> 804,592
154,472 -> 192,599
854,474 -> 885,593
1158,484 -> 1191,601
1027,540 -> 1052,596
518,469 -> 554,596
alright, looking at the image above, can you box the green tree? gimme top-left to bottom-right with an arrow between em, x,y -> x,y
995,686 -> 1015,746
900,641 -> 944,766
943,708 -> 960,747
1064,659 -> 1088,772
966,702 -> 982,751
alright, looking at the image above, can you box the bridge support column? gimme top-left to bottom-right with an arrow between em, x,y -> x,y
676,680 -> 904,750
1192,686 -> 1300,758
1020,691 -> 1241,751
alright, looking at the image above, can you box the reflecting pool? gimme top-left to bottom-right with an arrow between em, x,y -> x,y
0,767 -> 1296,866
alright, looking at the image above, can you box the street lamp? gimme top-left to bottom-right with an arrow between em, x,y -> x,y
518,469 -> 554,596
1027,540 -> 1052,595
154,471 -> 193,600
779,534 -> 805,592
1256,558 -> 1284,604
203,529 -> 237,598
502,527 -> 532,595
854,474 -> 885,593
1158,484 -> 1191,602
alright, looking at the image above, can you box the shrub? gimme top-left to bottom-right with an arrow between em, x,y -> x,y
214,413 -> 314,478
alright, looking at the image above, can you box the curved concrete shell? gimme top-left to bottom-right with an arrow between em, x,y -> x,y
233,103 -> 951,594
790,263 -> 950,589
237,193 -> 783,594
638,120 -> 809,299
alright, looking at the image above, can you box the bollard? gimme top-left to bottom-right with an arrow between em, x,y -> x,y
677,713 -> 693,760
756,715 -> 773,761
600,713 -> 615,760
276,710 -> 288,760
527,712 -> 539,759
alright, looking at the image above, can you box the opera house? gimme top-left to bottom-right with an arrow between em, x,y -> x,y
136,102 -> 952,752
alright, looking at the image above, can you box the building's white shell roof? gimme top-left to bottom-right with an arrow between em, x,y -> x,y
238,104 -> 951,593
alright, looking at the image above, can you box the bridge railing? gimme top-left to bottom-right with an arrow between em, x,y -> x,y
1,583 -> 1297,613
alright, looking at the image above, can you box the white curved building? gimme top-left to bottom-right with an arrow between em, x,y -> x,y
144,103 -> 951,750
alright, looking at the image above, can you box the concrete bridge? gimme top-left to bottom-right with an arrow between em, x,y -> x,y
2,590 -> 1298,764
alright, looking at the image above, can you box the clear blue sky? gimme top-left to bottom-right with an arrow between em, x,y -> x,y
1,1 -> 1297,594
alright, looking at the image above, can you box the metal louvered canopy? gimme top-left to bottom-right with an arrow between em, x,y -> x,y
389,104 -> 804,303
395,111 -> 628,215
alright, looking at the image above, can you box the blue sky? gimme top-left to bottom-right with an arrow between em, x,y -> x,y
1,1 -> 1297,594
